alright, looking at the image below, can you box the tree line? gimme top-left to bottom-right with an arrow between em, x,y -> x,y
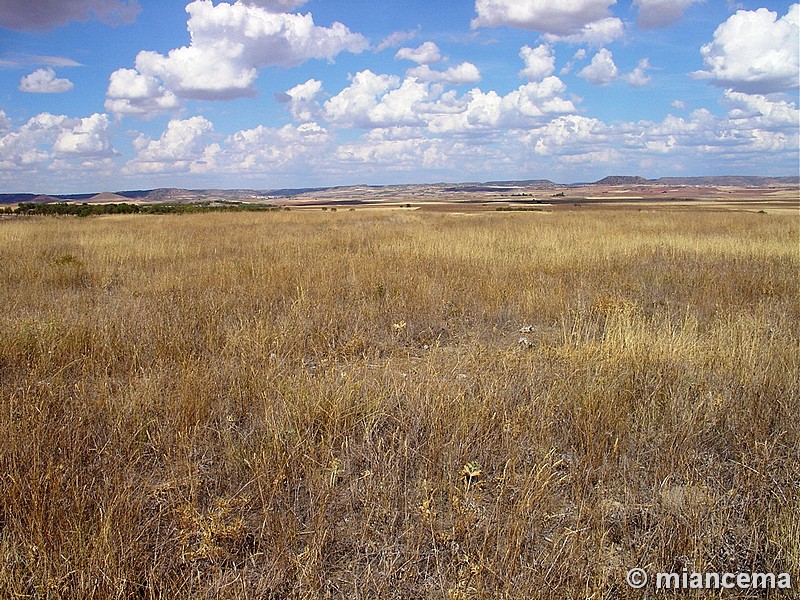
4,202 -> 284,217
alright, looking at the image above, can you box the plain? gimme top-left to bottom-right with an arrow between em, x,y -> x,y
1,208 -> 798,598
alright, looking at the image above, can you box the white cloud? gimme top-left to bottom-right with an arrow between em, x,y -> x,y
694,5 -> 799,93
671,100 -> 686,110
633,0 -> 704,29
0,113 -> 67,171
0,111 -> 10,135
724,90 -> 800,130
427,77 -> 577,133
624,58 -> 652,87
471,0 -> 623,45
542,17 -> 624,45
578,48 -> 618,85
514,102 -> 797,175
577,51 -> 651,87
519,44 -> 555,81
524,115 -> 608,156
375,29 -> 420,52
127,116 -> 213,173
183,0 -> 367,69
618,101 -> 799,158
407,62 -> 482,85
323,70 -> 437,128
0,112 -> 116,175
242,0 -> 308,11
395,42 -> 442,65
503,77 -> 577,120
0,0 -> 139,31
4,95 -> 798,190
560,48 -> 587,74
335,133 -> 451,170
324,70 -> 399,127
53,113 -> 112,156
224,122 -> 330,171
18,68 -> 74,94
105,68 -> 180,116
472,0 -> 614,33
133,45 -> 259,102
106,0 -> 367,112
322,68 -> 577,134
368,78 -> 436,127
280,79 -> 324,122
0,54 -> 83,68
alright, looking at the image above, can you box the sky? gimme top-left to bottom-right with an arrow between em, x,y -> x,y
0,0 -> 798,193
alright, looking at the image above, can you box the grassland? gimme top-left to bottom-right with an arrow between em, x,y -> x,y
1,208 -> 798,598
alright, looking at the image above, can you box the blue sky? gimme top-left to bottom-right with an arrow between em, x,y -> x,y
0,0 -> 797,193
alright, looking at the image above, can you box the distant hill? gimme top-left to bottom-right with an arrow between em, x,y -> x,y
1,175 -> 796,205
652,176 -> 799,187
594,175 -> 650,186
484,179 -> 559,188
592,175 -> 799,187
0,193 -> 65,204
90,192 -> 130,202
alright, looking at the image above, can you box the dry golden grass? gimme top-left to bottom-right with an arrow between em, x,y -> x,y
1,209 -> 798,598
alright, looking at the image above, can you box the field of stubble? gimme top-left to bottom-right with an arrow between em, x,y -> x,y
1,208 -> 798,599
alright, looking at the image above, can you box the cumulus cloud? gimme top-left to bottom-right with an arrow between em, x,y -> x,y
278,79 -> 324,122
0,0 -> 139,31
106,0 -> 367,113
525,115 -> 608,156
0,110 -> 11,135
542,17 -> 624,45
694,5 -> 799,93
724,90 -> 800,130
519,44 -> 555,81
224,122 -> 329,171
123,117 -> 332,178
426,77 -> 577,133
18,68 -> 74,93
407,62 -> 481,85
324,71 -> 435,128
127,116 -> 214,173
0,113 -> 67,171
578,49 -> 618,85
577,51 -> 652,87
395,42 -> 442,65
335,130 -> 450,169
633,0 -> 703,29
322,69 -> 576,133
105,68 -> 180,116
0,112 -> 115,175
472,0 -> 612,32
242,0 -> 308,11
4,96 -> 798,190
516,97 -> 798,175
616,102 -> 799,158
324,71 -> 399,127
624,58 -> 652,87
53,114 -> 112,156
471,0 -> 623,45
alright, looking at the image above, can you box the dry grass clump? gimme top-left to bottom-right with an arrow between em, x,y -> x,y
0,209 -> 798,598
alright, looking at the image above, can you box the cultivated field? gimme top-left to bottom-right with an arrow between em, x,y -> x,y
1,208 -> 798,598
